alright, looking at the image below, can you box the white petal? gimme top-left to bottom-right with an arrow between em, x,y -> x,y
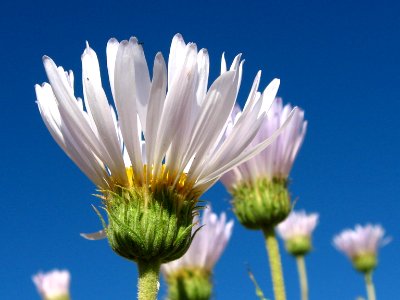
165,43 -> 199,178
220,53 -> 227,74
82,44 -> 128,185
168,33 -> 186,87
130,37 -> 151,133
113,39 -> 144,180
106,38 -> 119,99
196,49 -> 209,106
259,79 -> 280,118
242,71 -> 261,113
145,53 -> 167,173
185,71 -> 237,180
80,229 -> 107,240
42,58 -> 113,185
196,108 -> 298,187
153,43 -> 197,177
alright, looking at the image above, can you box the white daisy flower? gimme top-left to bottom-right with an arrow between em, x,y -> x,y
36,34 -> 296,197
277,210 -> 319,256
35,36 -> 298,298
277,210 -> 318,241
333,224 -> 389,259
32,269 -> 70,300
333,224 -> 391,274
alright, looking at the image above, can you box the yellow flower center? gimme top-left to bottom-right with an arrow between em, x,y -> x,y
124,164 -> 195,198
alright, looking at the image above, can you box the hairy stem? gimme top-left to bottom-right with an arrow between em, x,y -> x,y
138,260 -> 160,300
262,226 -> 286,300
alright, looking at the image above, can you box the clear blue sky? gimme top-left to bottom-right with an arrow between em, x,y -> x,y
0,0 -> 399,299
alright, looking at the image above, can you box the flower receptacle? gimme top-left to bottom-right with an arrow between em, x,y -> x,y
100,185 -> 200,263
285,235 -> 312,256
352,253 -> 377,274
232,178 -> 291,230
46,295 -> 70,300
166,268 -> 212,300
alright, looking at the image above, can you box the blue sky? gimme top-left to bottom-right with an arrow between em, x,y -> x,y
0,0 -> 399,299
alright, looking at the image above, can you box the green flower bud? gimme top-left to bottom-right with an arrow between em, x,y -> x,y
285,235 -> 312,256
100,184 -> 199,263
231,178 -> 291,230
352,253 -> 377,274
166,268 -> 212,300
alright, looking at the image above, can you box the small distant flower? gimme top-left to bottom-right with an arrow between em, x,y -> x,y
221,98 -> 307,189
32,269 -> 70,300
277,210 -> 319,240
162,206 -> 234,274
277,210 -> 319,256
220,99 -> 307,229
161,207 -> 233,300
333,224 -> 390,273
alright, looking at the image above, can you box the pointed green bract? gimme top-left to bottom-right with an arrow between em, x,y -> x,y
232,178 -> 291,229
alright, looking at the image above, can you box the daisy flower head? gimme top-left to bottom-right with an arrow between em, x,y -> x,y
277,210 -> 319,256
221,98 -> 306,188
161,206 -> 233,300
32,269 -> 70,300
333,224 -> 390,273
36,33 -> 296,263
220,99 -> 306,230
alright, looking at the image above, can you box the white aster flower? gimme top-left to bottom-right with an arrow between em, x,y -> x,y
221,98 -> 306,189
333,224 -> 390,259
277,210 -> 319,256
36,33 -> 296,197
161,206 -> 234,274
32,269 -> 70,300
277,210 -> 319,241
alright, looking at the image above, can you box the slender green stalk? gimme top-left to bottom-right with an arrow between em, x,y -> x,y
262,226 -> 286,300
295,255 -> 308,300
364,272 -> 376,300
137,260 -> 161,300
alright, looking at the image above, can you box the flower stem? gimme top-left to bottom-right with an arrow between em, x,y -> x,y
137,260 -> 161,300
295,255 -> 308,300
262,226 -> 286,300
364,272 -> 376,300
